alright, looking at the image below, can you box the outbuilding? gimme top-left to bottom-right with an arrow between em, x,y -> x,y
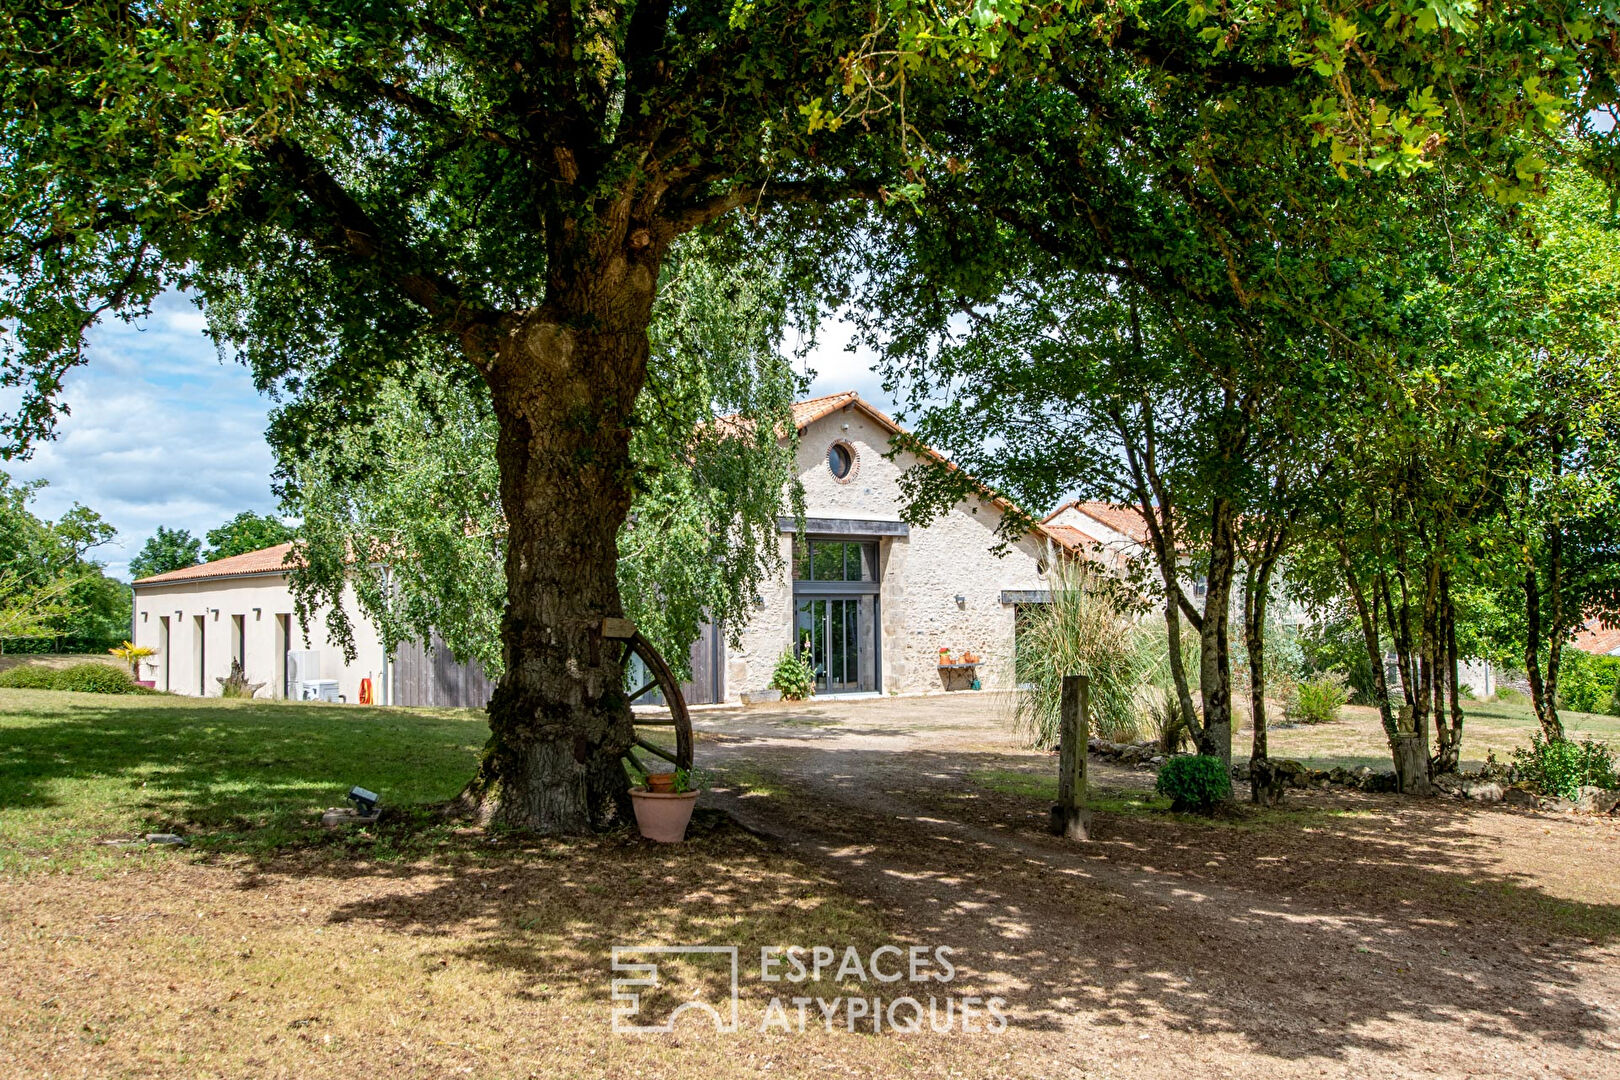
130,391 -> 1079,705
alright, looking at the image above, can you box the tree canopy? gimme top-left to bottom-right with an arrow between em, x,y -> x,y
128,526 -> 203,580
0,471 -> 129,650
204,511 -> 294,561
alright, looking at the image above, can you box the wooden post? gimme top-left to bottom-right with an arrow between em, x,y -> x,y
1049,674 -> 1093,841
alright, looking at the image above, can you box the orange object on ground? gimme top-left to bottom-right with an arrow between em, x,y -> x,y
358,677 -> 373,705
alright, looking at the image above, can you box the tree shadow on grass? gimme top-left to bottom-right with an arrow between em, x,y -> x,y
0,690 -> 484,848
222,739 -> 1620,1065
8,691 -> 1619,1065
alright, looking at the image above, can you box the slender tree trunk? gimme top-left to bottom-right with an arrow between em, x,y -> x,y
1395,570 -> 1420,710
1197,498 -> 1238,766
457,246 -> 661,832
1162,598 -> 1199,749
1376,572 -> 1412,711
1340,543 -> 1397,743
1244,564 -> 1272,771
1412,559 -> 1442,760
1437,580 -> 1464,773
1523,550 -> 1567,742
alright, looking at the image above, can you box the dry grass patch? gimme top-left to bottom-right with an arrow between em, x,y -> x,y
1,817 -> 1045,1080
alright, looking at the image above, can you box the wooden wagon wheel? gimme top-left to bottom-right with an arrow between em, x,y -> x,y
613,626 -> 693,776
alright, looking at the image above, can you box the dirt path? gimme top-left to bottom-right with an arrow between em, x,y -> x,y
692,692 -> 1620,1079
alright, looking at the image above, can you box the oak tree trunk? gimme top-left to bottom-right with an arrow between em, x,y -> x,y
456,242 -> 662,833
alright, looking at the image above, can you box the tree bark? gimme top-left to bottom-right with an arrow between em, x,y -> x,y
1435,577 -> 1463,773
1413,559 -> 1439,765
1196,497 -> 1238,766
456,241 -> 662,833
1162,597 -> 1199,750
1382,567 -> 1418,712
1339,542 -> 1398,743
1243,566 -> 1268,767
1523,552 -> 1567,743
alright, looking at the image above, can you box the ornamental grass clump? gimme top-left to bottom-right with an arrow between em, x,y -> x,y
1286,671 -> 1350,724
1012,560 -> 1141,747
1155,755 -> 1232,814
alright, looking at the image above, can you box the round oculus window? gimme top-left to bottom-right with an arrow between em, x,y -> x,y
827,442 -> 854,480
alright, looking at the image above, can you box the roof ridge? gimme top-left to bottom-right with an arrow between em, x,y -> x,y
131,541 -> 297,586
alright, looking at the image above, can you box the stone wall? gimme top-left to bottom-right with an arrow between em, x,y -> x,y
726,402 -> 1049,699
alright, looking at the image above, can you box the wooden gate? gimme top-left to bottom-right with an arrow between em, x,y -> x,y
391,623 -> 722,710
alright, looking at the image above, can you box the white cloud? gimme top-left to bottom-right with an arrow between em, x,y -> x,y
793,313 -> 900,417
6,290 -> 278,579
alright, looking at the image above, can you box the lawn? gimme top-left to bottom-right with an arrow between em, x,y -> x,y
1261,695 -> 1619,772
0,688 -> 488,872
0,691 -> 1014,1079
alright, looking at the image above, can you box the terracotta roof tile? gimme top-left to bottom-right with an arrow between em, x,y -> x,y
1043,501 -> 1152,545
790,391 -> 861,430
132,543 -> 296,586
1572,619 -> 1620,656
1040,525 -> 1094,553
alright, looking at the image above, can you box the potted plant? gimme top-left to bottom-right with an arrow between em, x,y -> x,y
108,641 -> 157,687
629,766 -> 704,843
938,646 -> 953,666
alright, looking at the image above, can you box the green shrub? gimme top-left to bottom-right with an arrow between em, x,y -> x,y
1557,649 -> 1620,716
1511,734 -> 1618,799
50,662 -> 139,694
1495,685 -> 1524,704
1298,612 -> 1377,704
0,664 -> 59,689
1286,672 -> 1350,724
769,647 -> 816,701
1155,754 -> 1232,813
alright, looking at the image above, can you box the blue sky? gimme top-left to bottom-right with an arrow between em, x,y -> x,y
6,289 -> 899,580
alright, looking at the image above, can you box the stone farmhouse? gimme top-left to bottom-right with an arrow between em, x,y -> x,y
132,390 -> 1141,706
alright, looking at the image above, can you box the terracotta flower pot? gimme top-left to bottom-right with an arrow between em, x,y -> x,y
630,789 -> 700,843
644,772 -> 677,794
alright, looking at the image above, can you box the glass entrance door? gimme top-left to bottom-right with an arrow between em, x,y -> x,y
795,596 -> 878,694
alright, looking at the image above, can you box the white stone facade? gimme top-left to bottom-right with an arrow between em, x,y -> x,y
726,397 -> 1051,699
129,392 -> 1057,707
